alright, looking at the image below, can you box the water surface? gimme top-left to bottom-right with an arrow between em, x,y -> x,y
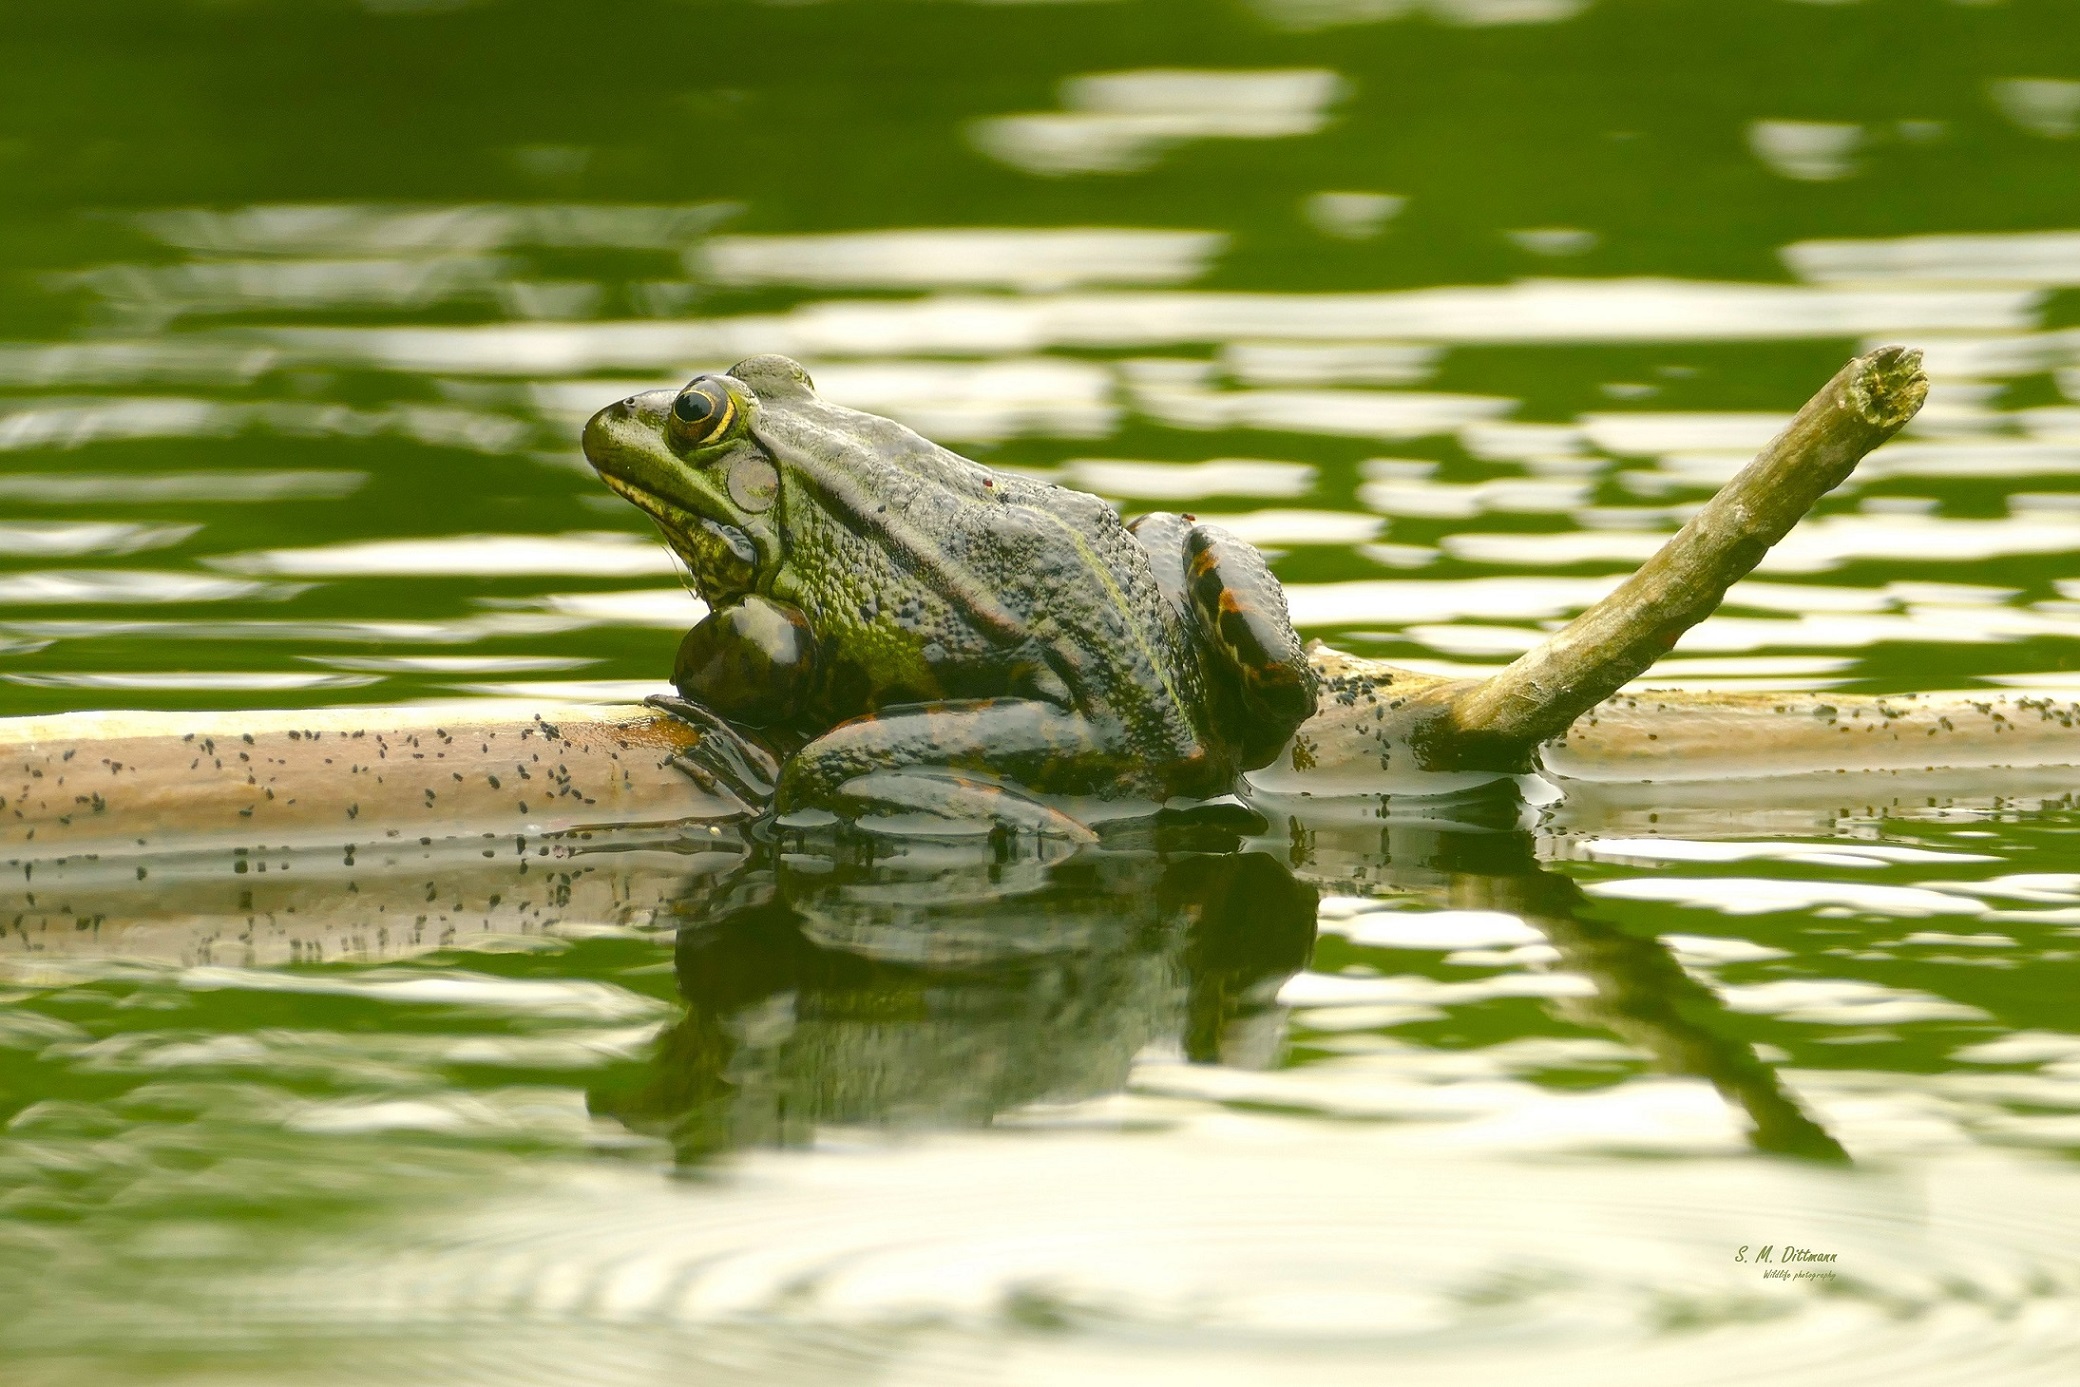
4,1 -> 2080,1381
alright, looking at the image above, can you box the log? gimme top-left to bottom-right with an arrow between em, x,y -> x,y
1248,649 -> 2080,791
7,666 -> 2079,864
0,701 -> 736,861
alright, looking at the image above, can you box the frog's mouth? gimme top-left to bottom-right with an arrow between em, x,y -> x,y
582,389 -> 782,600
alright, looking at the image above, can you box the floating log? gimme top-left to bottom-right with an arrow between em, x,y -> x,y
0,701 -> 736,862
8,667 -> 2079,866
1251,650 -> 2080,790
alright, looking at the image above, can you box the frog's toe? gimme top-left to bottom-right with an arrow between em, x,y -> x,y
796,769 -> 1098,844
646,694 -> 781,807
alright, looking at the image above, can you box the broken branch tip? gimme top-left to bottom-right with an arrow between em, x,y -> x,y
1848,344 -> 1928,430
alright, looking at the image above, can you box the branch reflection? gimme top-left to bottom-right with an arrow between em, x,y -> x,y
1278,784 -> 1847,1162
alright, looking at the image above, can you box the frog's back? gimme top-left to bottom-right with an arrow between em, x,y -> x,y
750,387 -> 1211,739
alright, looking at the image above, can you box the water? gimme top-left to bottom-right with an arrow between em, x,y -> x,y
5,0 -> 2080,1381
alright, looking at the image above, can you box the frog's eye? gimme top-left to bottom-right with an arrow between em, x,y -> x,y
666,379 -> 740,451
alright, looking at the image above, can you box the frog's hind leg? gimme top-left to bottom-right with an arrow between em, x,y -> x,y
1185,523 -> 1317,767
1125,511 -> 1194,617
776,698 -> 1199,843
1130,514 -> 1318,770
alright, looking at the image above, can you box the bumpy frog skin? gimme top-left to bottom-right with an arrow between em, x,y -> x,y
582,354 -> 1317,837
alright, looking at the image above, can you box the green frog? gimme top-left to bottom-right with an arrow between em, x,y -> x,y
582,354 -> 1317,839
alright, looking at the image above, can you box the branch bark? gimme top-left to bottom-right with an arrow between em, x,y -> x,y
1423,345 -> 1928,770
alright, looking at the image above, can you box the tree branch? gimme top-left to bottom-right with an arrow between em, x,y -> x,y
1426,345 -> 1928,769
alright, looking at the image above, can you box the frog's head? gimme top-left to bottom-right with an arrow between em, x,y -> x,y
582,354 -> 819,605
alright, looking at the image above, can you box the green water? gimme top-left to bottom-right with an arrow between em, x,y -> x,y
5,1 -> 2080,1382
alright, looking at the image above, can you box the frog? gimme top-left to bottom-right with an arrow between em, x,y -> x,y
581,353 -> 1317,840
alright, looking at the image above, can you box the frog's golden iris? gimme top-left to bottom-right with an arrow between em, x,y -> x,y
667,379 -> 741,452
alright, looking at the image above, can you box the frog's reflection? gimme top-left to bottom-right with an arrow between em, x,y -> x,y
598,836 -> 1318,1161
600,784 -> 1844,1166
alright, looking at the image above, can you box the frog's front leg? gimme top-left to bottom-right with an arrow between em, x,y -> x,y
775,699 -> 1206,842
673,594 -> 818,729
648,594 -> 819,810
646,695 -> 783,811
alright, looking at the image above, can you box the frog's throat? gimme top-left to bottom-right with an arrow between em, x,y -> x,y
598,472 -> 781,599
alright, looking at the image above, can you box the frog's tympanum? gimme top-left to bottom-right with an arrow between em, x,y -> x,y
583,354 -> 1317,837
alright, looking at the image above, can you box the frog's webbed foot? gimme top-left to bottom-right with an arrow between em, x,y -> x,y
774,698 -> 1164,845
645,694 -> 781,811
804,769 -> 1098,845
